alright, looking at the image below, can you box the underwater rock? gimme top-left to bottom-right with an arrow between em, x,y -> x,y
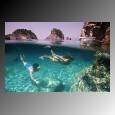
82,75 -> 97,91
99,81 -> 110,92
33,78 -> 65,92
96,52 -> 110,71
47,79 -> 64,92
73,58 -> 110,92
53,81 -> 65,92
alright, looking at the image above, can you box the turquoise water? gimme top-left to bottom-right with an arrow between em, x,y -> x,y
5,43 -> 95,92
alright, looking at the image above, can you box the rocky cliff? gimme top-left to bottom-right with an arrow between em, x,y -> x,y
80,22 -> 110,52
5,29 -> 38,40
46,28 -> 64,43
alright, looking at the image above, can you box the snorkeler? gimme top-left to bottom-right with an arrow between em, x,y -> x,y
39,49 -> 58,62
20,54 -> 40,84
43,54 -> 58,62
50,49 -> 70,63
40,49 -> 73,64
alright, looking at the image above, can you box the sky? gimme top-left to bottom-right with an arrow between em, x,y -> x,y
5,22 -> 84,40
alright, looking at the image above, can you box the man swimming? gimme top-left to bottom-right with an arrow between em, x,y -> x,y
20,54 -> 40,84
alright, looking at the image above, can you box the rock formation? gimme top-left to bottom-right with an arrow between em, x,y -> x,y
46,28 -> 64,43
5,34 -> 12,40
72,22 -> 110,92
101,27 -> 110,52
80,22 -> 110,52
72,51 -> 110,92
5,29 -> 38,40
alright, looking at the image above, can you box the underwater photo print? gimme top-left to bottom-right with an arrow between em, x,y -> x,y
5,22 -> 110,92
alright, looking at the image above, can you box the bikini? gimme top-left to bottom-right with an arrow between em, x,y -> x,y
24,62 -> 32,69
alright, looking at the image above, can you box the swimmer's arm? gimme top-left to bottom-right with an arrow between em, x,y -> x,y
29,71 -> 39,84
51,49 -> 56,56
29,71 -> 34,81
51,49 -> 63,59
20,54 -> 28,65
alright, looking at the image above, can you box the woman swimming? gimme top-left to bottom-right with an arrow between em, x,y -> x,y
20,54 -> 40,84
